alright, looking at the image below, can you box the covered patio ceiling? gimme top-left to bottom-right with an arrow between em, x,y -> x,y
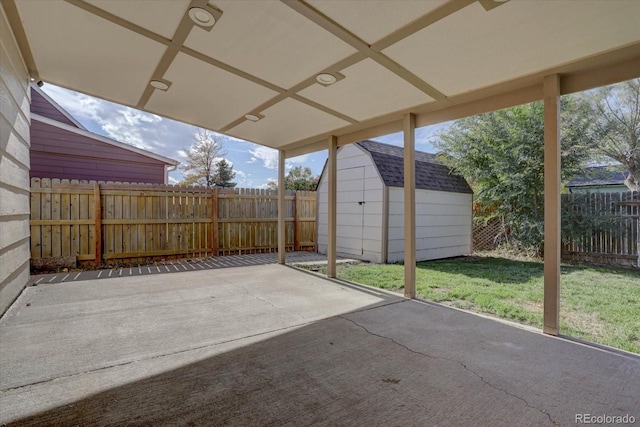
5,0 -> 640,157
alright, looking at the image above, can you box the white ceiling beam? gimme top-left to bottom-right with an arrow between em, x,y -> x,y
282,0 -> 446,100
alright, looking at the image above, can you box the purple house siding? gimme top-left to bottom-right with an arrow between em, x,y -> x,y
29,84 -> 178,184
30,87 -> 80,128
30,120 -> 169,183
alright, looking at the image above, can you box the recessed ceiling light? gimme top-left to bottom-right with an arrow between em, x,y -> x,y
245,114 -> 261,122
316,73 -> 338,86
150,80 -> 169,91
189,7 -> 216,27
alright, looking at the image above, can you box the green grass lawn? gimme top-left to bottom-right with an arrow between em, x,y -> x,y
302,256 -> 640,354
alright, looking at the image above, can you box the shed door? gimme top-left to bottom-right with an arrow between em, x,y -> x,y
336,166 -> 365,256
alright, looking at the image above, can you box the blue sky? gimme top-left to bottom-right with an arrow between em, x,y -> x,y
42,83 -> 449,188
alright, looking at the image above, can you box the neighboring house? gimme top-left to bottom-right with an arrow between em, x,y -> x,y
566,165 -> 628,193
30,85 -> 178,184
316,140 -> 473,264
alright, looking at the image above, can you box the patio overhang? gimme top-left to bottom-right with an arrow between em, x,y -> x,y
4,0 -> 639,156
3,0 -> 640,334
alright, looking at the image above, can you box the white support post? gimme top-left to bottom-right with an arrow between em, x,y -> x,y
278,149 -> 286,264
543,74 -> 561,335
404,113 -> 416,298
327,135 -> 338,278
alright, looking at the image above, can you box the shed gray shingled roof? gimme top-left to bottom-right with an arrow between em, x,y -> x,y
355,140 -> 472,194
566,165 -> 627,187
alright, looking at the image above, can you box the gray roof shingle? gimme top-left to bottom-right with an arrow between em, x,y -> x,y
355,140 -> 472,194
566,165 -> 627,187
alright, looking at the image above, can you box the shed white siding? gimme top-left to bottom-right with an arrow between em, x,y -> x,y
1,4 -> 31,313
317,144 -> 384,263
387,187 -> 472,263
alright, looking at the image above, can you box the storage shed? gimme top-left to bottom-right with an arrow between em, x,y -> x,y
317,140 -> 473,263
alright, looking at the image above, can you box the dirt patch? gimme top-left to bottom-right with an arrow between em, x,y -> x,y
561,309 -> 607,339
521,301 -> 543,314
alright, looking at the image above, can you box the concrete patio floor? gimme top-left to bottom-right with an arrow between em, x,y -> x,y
1,264 -> 638,426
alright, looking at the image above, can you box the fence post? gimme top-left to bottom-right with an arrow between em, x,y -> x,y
94,183 -> 102,266
211,188 -> 218,256
636,192 -> 639,268
294,191 -> 300,251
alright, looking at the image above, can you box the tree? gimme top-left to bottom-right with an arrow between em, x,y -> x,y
590,78 -> 640,191
267,166 -> 318,191
180,129 -> 224,187
434,96 -> 597,255
211,159 -> 236,188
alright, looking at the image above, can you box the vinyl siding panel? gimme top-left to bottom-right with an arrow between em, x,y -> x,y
0,114 -> 30,166
387,187 -> 472,263
30,88 -> 78,127
0,216 -> 29,251
317,144 -> 383,263
0,149 -> 30,194
30,120 -> 167,183
1,4 -> 31,314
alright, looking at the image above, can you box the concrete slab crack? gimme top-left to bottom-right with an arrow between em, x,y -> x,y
338,315 -> 559,426
238,285 -> 281,312
1,320 -> 317,393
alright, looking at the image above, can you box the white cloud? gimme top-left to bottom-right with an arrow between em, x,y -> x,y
42,84 -> 192,160
246,149 -> 313,171
99,109 -> 163,151
258,179 -> 277,190
221,134 -> 249,144
234,170 -> 253,187
287,153 -> 310,164
372,124 -> 452,153
248,146 -> 279,169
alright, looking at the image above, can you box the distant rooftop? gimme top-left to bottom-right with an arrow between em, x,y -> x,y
566,165 -> 627,188
355,140 -> 472,194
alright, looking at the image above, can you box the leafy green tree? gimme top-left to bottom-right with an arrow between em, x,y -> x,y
212,159 -> 237,188
590,78 -> 640,191
434,96 -> 597,255
180,129 -> 224,188
267,166 -> 318,191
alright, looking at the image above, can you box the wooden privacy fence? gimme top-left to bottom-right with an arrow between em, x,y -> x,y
30,178 -> 316,267
562,191 -> 639,267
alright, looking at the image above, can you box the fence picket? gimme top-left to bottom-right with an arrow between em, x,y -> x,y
30,180 -> 316,266
30,178 -> 42,259
472,191 -> 638,267
562,191 -> 638,267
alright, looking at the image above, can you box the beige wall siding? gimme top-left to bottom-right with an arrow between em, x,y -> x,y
1,4 -> 31,313
387,187 -> 472,263
317,144 -> 384,263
